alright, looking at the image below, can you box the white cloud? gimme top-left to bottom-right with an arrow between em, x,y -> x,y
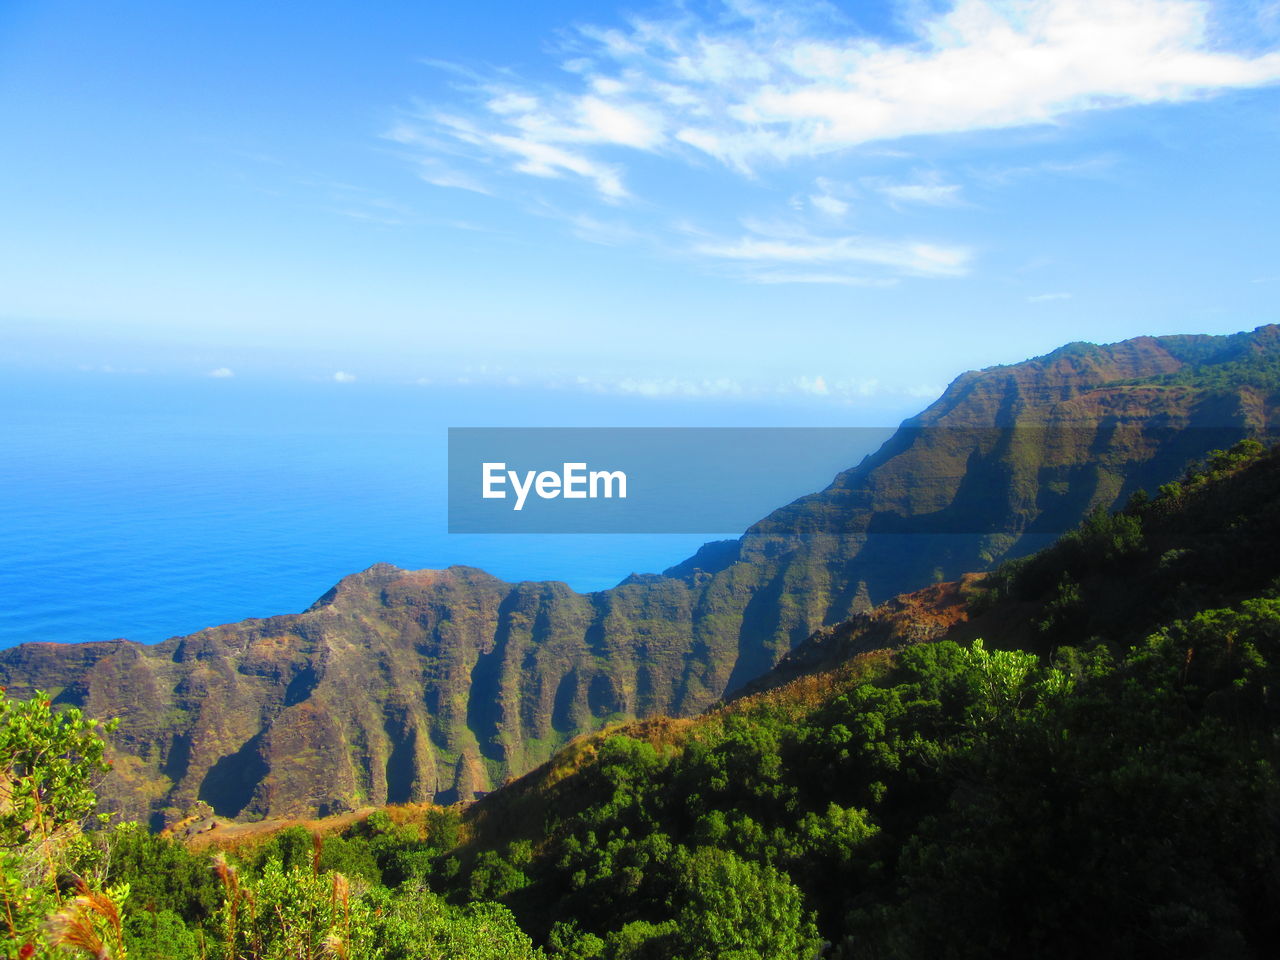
563,212 -> 641,246
388,0 -> 1280,284
1027,291 -> 1072,301
971,153 -> 1119,186
565,372 -> 917,401
411,364 -> 935,403
333,371 -> 357,383
734,1 -> 1280,165
208,367 -> 235,378
904,383 -> 946,398
746,271 -> 899,287
487,133 -> 629,200
805,176 -> 856,219
695,227 -> 972,277
488,92 -> 539,115
401,0 -> 1280,186
866,173 -> 965,207
575,97 -> 665,150
418,165 -> 492,195
576,375 -> 747,398
795,374 -> 830,395
810,193 -> 849,217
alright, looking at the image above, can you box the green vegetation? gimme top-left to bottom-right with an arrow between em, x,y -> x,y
976,438 -> 1280,649
375,440 -> 1280,957
6,442 -> 1280,954
1131,340 -> 1280,393
0,690 -> 123,959
7,325 -> 1280,827
0,695 -> 542,957
58,439 -> 1276,957
415,612 -> 1280,957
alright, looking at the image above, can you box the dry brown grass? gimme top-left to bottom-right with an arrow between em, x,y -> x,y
175,801 -> 448,856
728,648 -> 896,717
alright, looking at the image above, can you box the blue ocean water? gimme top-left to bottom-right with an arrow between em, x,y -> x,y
0,372 -> 911,647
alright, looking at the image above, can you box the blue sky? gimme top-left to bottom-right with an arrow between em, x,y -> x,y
3,0 -> 1280,407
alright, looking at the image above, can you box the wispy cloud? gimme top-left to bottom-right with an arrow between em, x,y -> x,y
400,0 -> 1280,189
208,367 -> 235,378
693,218 -> 972,279
415,163 -> 493,196
745,271 -> 899,287
1027,291 -> 1072,302
77,364 -> 148,375
807,177 -> 852,218
809,192 -> 849,218
416,108 -> 633,201
333,371 -> 357,383
388,0 -> 1280,284
405,367 -> 943,403
971,153 -> 1120,187
865,173 -> 965,208
555,210 -> 642,246
577,375 -> 747,398
564,372 -> 921,402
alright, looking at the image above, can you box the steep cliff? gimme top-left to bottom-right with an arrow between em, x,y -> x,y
3,324 -> 1277,823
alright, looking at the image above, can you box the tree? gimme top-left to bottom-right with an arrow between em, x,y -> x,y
0,687 -> 122,958
672,847 -> 819,960
213,853 -> 380,960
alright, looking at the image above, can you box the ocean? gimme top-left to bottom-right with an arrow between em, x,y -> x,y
1,371 -> 913,647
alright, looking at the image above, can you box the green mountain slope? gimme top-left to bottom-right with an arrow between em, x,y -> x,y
406,439 -> 1280,958
2,324 -> 1278,825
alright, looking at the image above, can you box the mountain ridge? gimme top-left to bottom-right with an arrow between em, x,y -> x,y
3,323 -> 1278,825
420,436 -> 1280,957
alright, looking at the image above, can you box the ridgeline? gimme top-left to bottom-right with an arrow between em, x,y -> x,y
2,324 -> 1278,826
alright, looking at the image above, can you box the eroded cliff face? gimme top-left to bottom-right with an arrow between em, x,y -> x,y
729,328 -> 1280,664
3,325 -> 1277,824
